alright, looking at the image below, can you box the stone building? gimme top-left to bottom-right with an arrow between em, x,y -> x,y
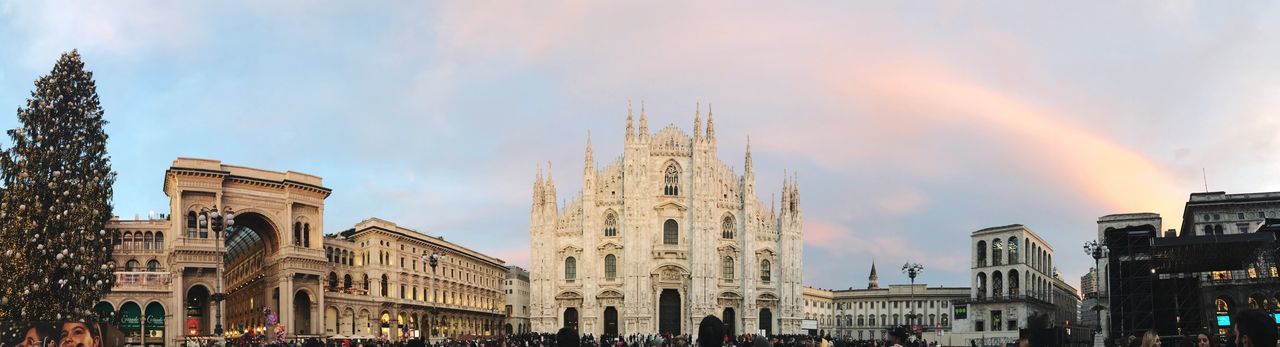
505,266 -> 531,335
528,105 -> 806,337
950,224 -> 1059,346
802,287 -> 834,335
97,158 -> 507,346
827,264 -> 968,340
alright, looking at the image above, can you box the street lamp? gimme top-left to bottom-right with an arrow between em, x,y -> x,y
202,205 -> 235,336
1083,240 -> 1106,336
423,249 -> 446,341
901,262 -> 924,335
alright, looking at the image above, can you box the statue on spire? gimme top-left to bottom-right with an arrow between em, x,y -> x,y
626,101 -> 635,137
706,104 -> 715,140
585,130 -> 594,170
744,136 -> 753,173
639,101 -> 648,135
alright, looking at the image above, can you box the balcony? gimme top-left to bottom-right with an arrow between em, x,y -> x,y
956,294 -> 1053,307
113,271 -> 171,291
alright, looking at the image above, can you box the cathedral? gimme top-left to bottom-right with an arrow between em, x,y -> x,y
528,103 -> 806,337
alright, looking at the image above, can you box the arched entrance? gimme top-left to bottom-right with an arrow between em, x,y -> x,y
185,285 -> 211,335
222,212 -> 281,336
759,308 -> 772,337
659,289 -> 681,335
603,306 -> 618,336
294,291 -> 313,335
563,308 -> 579,331
326,307 -> 339,335
722,308 -> 736,336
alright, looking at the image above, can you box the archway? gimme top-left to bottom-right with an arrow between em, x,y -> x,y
759,308 -> 773,337
563,308 -> 579,331
659,289 -> 681,335
294,291 -> 313,335
604,306 -> 618,336
185,285 -> 211,336
326,307 -> 339,335
222,212 -> 281,334
344,308 -> 356,335
723,308 -> 736,336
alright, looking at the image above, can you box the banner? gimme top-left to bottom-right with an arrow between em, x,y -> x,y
953,305 -> 968,320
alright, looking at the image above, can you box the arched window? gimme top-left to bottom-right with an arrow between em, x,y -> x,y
941,314 -> 949,326
663,219 -> 678,245
344,274 -> 353,289
1008,270 -> 1020,296
976,241 -> 987,267
125,259 -> 139,272
722,215 -> 735,239
154,232 -> 163,250
132,232 -> 142,250
992,271 -> 1004,298
123,232 -> 133,251
603,212 -> 618,237
147,260 -> 160,272
663,164 -> 680,196
760,260 -> 772,282
722,256 -> 734,280
112,231 -> 122,251
304,223 -> 311,247
329,272 -> 339,288
992,239 -> 1003,266
381,275 -> 389,297
868,315 -> 876,326
144,232 -> 154,250
363,274 -> 370,292
186,211 -> 197,238
857,315 -> 864,327
565,257 -> 577,281
294,222 -> 303,246
976,272 -> 988,299
1008,236 -> 1019,264
604,255 -> 617,280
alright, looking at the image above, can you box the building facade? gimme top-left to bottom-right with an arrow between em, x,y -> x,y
829,281 -> 969,340
803,287 -> 834,335
97,158 -> 507,346
951,224 -> 1059,346
505,266 -> 531,335
1181,191 -> 1280,236
528,106 -> 806,337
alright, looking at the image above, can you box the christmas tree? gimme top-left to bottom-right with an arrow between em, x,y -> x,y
0,50 -> 117,324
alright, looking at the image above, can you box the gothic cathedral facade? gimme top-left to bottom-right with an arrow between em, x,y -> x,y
529,104 -> 805,337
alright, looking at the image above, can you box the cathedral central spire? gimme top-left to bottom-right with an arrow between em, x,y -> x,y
868,260 -> 880,289
694,102 -> 703,140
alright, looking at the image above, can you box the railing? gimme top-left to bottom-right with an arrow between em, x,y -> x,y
1203,277 -> 1280,286
114,271 -> 172,289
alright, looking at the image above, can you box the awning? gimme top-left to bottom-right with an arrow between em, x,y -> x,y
95,302 -> 115,323
145,302 -> 166,330
120,302 -> 142,331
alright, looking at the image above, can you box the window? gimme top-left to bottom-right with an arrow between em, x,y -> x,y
133,232 -> 142,250
760,260 -> 772,282
565,257 -> 577,281
722,215 -> 735,239
344,274 -> 352,289
1008,236 -> 1019,264
663,164 -> 680,195
123,232 -> 133,251
1238,212 -> 1245,220
125,259 -> 139,271
329,272 -> 339,288
604,255 -> 617,280
1238,223 -> 1251,233
304,223 -> 311,247
186,212 -> 197,238
722,257 -> 734,280
992,239 -> 1003,266
663,219 -> 678,245
976,241 -> 987,267
604,212 -> 618,237
143,232 -> 153,250
112,231 -> 122,251
147,260 -> 160,272
294,222 -> 303,246
381,275 -> 389,297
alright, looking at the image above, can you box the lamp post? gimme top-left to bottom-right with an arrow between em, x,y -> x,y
1082,240 -> 1106,336
901,262 -> 924,336
423,249 -> 446,342
201,205 -> 236,337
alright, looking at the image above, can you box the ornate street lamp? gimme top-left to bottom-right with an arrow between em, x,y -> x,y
423,248 -> 446,341
901,262 -> 924,335
202,205 -> 236,336
1083,240 -> 1106,336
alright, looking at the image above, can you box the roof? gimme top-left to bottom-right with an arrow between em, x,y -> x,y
345,217 -> 506,268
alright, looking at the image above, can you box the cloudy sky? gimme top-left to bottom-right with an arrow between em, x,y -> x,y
3,1 -> 1280,291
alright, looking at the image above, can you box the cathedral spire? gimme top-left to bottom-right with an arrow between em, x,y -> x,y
706,104 -> 715,141
693,102 -> 703,140
639,101 -> 649,135
744,136 -> 753,174
585,130 -> 594,171
626,101 -> 635,138
533,163 -> 544,205
868,259 -> 879,289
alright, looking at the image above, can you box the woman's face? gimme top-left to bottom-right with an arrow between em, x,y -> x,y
58,322 -> 97,347
20,327 -> 42,347
1197,334 -> 1210,347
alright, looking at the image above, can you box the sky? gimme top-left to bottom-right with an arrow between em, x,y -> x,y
2,1 -> 1280,292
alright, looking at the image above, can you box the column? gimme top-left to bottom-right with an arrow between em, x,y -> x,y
280,275 -> 293,338
315,283 -> 325,336
172,268 -> 185,343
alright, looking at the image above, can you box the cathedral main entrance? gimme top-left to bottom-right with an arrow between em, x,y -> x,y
563,308 -> 578,331
603,307 -> 618,336
722,308 -> 735,336
659,289 -> 681,335
759,309 -> 772,336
